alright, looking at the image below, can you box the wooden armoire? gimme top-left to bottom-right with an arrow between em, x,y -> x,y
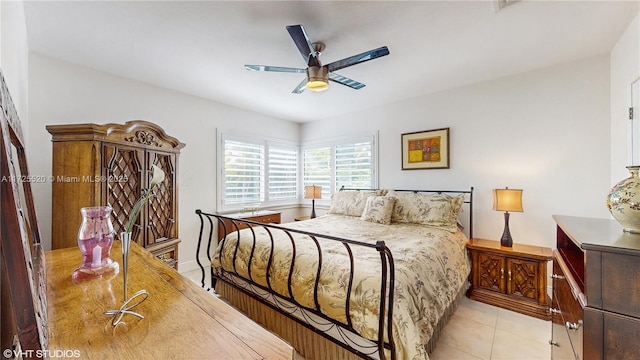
47,120 -> 185,268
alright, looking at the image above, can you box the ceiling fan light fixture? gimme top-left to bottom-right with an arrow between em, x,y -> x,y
306,66 -> 329,92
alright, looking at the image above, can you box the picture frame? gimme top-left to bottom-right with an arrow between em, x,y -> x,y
401,127 -> 450,170
0,69 -> 48,353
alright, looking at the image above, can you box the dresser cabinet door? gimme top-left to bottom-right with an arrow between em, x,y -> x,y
476,252 -> 506,293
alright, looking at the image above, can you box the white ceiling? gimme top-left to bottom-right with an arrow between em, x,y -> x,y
23,1 -> 638,123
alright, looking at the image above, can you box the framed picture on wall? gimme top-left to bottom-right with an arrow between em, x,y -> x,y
401,127 -> 450,170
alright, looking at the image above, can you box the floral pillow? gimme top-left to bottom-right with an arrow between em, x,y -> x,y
360,196 -> 397,225
386,190 -> 464,232
328,190 -> 384,217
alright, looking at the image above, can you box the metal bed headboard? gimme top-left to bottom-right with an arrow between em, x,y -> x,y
338,186 -> 474,239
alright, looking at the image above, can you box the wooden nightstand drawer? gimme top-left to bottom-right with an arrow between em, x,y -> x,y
467,238 -> 552,320
217,211 -> 282,240
257,214 -> 280,224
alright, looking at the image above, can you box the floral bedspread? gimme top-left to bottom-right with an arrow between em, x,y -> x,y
212,214 -> 470,360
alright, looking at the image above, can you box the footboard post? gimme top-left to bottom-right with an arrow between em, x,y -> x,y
376,240 -> 396,360
195,209 -> 216,290
195,209 -> 207,289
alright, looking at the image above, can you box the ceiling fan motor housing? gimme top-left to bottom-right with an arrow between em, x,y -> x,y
306,66 -> 329,91
244,25 -> 389,93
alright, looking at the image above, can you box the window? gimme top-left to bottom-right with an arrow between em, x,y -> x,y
219,132 -> 376,211
303,133 -> 377,199
268,146 -> 298,200
220,134 -> 298,210
303,146 -> 332,199
335,140 -> 374,189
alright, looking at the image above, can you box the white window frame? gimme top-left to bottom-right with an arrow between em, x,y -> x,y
301,131 -> 378,204
217,131 -> 300,212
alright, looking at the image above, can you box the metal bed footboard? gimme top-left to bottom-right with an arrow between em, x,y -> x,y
195,210 -> 397,360
194,186 -> 474,359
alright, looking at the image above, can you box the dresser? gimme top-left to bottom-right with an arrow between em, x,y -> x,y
47,121 -> 184,268
217,210 -> 281,240
551,215 -> 640,360
46,240 -> 293,359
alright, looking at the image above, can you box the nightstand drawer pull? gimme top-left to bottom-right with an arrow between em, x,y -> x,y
549,340 -> 559,347
551,274 -> 565,280
508,269 -> 512,282
501,268 -> 504,279
549,308 -> 561,315
565,321 -> 581,331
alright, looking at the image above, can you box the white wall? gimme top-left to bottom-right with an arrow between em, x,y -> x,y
610,13 -> 640,184
302,55 -> 612,249
21,10 -> 637,269
28,54 -> 300,271
1,0 -> 29,134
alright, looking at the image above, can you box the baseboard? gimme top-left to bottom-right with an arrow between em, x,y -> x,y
178,258 -> 209,274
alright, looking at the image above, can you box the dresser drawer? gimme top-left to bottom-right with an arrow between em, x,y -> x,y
584,308 -> 640,360
586,250 -> 640,318
552,255 -> 584,360
551,294 -> 578,360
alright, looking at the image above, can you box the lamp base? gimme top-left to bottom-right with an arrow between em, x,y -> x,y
500,212 -> 513,247
310,199 -> 316,219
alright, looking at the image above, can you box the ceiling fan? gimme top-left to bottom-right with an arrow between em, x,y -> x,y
245,24 -> 390,94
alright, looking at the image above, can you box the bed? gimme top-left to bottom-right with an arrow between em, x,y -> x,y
195,188 -> 473,360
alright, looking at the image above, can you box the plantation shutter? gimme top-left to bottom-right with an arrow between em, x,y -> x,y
268,145 -> 298,200
335,139 -> 374,190
303,146 -> 332,199
223,140 -> 264,204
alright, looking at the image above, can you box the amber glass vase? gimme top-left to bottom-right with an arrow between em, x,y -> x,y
72,206 -> 119,281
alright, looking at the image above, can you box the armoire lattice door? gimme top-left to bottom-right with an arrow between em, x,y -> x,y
47,120 -> 185,268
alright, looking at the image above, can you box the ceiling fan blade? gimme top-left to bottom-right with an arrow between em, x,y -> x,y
292,78 -> 307,94
326,46 -> 390,73
286,24 -> 321,67
245,65 -> 306,73
329,73 -> 365,90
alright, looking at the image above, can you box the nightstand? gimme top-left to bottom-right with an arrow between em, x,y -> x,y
294,216 -> 310,221
467,238 -> 552,320
217,211 -> 281,240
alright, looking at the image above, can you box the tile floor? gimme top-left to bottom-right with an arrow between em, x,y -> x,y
182,268 -> 551,360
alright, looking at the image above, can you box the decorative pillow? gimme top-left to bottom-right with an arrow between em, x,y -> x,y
328,190 -> 384,217
386,190 -> 464,232
360,196 -> 396,225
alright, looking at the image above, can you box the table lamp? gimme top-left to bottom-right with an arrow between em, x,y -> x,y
304,185 -> 322,219
493,187 -> 523,247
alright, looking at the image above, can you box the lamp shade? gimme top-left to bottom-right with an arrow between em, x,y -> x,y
304,185 -> 322,199
493,188 -> 523,212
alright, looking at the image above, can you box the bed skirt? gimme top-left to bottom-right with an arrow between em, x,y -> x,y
215,279 -> 469,359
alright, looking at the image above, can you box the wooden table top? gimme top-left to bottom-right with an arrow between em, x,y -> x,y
46,240 -> 293,359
